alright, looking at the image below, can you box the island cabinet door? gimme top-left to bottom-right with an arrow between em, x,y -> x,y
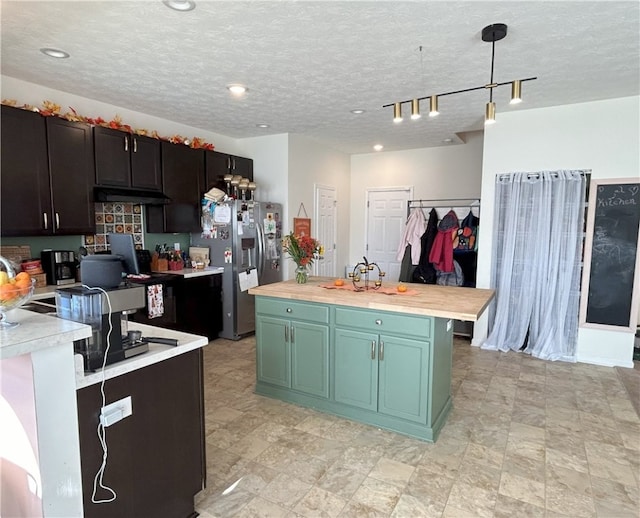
334,328 -> 378,411
377,335 -> 430,424
291,322 -> 329,398
256,316 -> 291,388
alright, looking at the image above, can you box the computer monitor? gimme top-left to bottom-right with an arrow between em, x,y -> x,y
108,233 -> 141,275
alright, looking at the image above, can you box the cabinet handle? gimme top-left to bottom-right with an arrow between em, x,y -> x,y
284,325 -> 289,342
379,341 -> 384,361
291,325 -> 295,343
227,156 -> 232,170
43,212 -> 48,230
133,137 -> 138,153
232,158 -> 236,170
371,341 -> 376,360
286,307 -> 292,313
124,135 -> 129,152
55,212 -> 60,230
375,319 -> 382,325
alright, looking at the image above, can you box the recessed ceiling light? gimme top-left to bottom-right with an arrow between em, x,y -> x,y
162,0 -> 196,11
351,109 -> 365,114
256,124 -> 270,128
442,138 -> 453,144
227,84 -> 247,96
373,144 -> 383,151
40,48 -> 70,59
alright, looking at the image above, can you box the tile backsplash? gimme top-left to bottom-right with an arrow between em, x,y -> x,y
82,203 -> 144,253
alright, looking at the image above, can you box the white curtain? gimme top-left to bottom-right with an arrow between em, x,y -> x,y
483,170 -> 586,361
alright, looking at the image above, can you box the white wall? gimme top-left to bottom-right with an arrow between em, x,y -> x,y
287,134 -> 351,280
349,131 -> 484,265
475,96 -> 640,368
240,133 -> 289,208
1,75 -> 240,154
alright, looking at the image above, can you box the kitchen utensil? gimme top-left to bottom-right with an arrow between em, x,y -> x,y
143,337 -> 178,346
127,330 -> 142,343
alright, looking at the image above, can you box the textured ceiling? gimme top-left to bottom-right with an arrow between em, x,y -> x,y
1,1 -> 639,154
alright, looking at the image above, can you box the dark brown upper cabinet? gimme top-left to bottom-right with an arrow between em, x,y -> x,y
146,142 -> 204,234
204,150 -> 253,195
0,106 -> 95,236
94,126 -> 162,191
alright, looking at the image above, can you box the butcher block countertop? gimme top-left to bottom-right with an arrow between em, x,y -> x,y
249,277 -> 495,322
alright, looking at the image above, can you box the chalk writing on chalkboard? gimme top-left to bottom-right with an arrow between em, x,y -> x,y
582,181 -> 640,330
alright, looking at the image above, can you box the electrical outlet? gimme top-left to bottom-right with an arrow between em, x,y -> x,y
100,396 -> 132,427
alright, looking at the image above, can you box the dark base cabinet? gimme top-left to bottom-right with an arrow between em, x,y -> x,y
76,349 -> 205,518
130,275 -> 222,341
176,275 -> 223,341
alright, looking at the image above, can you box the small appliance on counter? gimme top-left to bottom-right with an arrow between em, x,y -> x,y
41,250 -> 77,285
55,284 -> 147,371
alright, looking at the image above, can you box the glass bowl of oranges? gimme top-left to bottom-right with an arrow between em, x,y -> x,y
0,255 -> 36,328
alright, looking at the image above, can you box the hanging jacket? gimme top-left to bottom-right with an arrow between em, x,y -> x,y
412,208 -> 439,284
429,210 -> 459,273
395,208 -> 427,265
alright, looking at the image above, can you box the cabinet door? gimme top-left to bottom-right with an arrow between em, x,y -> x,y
230,155 -> 253,181
334,328 -> 378,411
291,322 -> 329,398
378,335 -> 429,423
130,134 -> 162,190
256,316 -> 290,387
204,150 -> 231,192
94,126 -> 131,187
0,105 -> 51,236
46,117 -> 95,234
161,142 -> 204,233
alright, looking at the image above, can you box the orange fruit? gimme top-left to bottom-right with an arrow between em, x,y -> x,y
334,278 -> 345,286
15,272 -> 31,283
0,284 -> 19,302
397,284 -> 408,293
15,277 -> 32,296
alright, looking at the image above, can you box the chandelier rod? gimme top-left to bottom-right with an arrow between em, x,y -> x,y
381,76 -> 537,108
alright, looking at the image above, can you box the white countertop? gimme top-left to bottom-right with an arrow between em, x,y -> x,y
0,308 -> 91,359
75,322 -> 208,389
151,266 -> 224,278
0,307 -> 208,389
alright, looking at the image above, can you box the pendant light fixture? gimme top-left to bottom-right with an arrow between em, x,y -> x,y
384,23 -> 536,125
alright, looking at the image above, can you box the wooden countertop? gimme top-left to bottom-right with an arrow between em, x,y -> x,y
249,277 -> 495,321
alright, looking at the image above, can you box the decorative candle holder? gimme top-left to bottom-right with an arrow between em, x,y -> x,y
348,256 -> 385,291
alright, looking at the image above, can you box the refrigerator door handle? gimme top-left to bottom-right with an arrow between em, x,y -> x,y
256,222 -> 266,280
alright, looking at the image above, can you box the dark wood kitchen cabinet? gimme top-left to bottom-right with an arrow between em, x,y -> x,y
205,150 -> 253,194
94,126 -> 162,190
0,105 -> 95,236
146,142 -> 204,233
1,105 -> 51,236
76,349 -> 205,518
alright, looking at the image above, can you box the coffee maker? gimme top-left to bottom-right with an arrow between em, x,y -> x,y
55,284 -> 147,371
41,250 -> 78,285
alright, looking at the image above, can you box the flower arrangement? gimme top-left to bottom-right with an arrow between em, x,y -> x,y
1,99 -> 215,150
282,232 -> 323,283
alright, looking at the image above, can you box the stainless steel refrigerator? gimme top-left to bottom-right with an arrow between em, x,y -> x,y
191,200 -> 283,340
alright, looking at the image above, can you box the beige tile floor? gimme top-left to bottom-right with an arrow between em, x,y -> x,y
195,336 -> 640,517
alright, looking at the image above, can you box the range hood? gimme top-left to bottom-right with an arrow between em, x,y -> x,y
94,187 -> 171,205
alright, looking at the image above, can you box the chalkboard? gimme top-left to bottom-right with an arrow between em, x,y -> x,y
580,179 -> 640,331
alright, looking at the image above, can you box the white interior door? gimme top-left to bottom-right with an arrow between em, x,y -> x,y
365,188 -> 412,282
314,184 -> 337,277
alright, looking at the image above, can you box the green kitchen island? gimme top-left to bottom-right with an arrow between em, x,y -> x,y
249,278 -> 494,442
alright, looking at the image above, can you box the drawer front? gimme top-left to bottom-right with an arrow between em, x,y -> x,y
334,307 -> 431,338
255,297 -> 329,324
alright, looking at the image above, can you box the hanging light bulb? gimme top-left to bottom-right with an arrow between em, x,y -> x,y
485,101 -> 496,124
429,95 -> 439,117
410,99 -> 421,120
510,80 -> 522,104
393,103 -> 403,123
